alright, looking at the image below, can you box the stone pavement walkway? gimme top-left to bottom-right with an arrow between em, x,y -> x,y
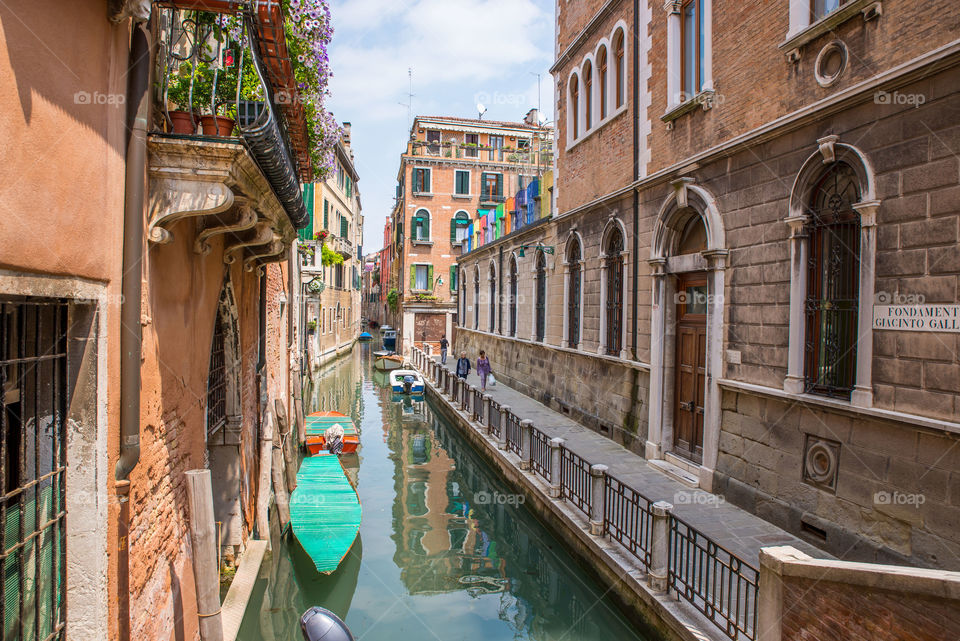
433,357 -> 829,567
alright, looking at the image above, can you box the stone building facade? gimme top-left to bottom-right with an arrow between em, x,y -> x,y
456,0 -> 960,570
389,115 -> 552,356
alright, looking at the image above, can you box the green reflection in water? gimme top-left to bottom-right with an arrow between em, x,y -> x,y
236,344 -> 659,641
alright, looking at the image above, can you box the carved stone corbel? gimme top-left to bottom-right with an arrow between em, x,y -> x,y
244,237 -> 284,272
817,135 -> 839,164
148,179 -> 235,244
671,177 -> 696,208
194,205 -> 258,255
224,223 -> 274,264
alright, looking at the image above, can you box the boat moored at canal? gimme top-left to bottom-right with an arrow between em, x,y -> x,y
373,351 -> 404,371
389,369 -> 424,395
305,411 -> 360,455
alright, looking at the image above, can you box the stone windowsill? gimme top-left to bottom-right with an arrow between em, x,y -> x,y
661,89 -> 717,124
412,191 -> 434,198
779,0 -> 880,56
411,239 -> 434,247
452,193 -> 473,200
564,103 -> 629,153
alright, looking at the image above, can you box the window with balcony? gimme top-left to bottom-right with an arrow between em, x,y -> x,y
455,170 -> 470,196
465,133 -> 479,158
480,173 -> 503,201
426,130 -> 441,155
488,134 -> 504,161
412,167 -> 431,194
412,209 -> 431,242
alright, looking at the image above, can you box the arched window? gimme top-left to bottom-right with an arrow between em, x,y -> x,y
412,208 -> 430,241
805,163 -> 861,397
583,60 -> 593,129
509,257 -> 519,337
535,251 -> 547,342
489,263 -> 497,333
473,268 -> 480,330
605,227 -> 624,356
569,74 -> 579,140
597,46 -> 608,120
451,210 -> 470,246
567,237 -> 582,348
614,30 -> 625,109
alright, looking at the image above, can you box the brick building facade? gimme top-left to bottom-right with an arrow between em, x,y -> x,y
389,115 -> 553,356
456,0 -> 960,570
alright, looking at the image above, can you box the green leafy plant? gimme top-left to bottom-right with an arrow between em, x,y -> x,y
387,288 -> 400,313
321,244 -> 343,266
307,319 -> 317,330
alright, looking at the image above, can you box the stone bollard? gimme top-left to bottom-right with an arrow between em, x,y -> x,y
519,420 -> 533,471
449,373 -> 457,401
497,407 -> 511,450
649,501 -> 673,592
481,394 -> 491,429
462,383 -> 471,412
548,438 -> 564,498
589,464 -> 608,535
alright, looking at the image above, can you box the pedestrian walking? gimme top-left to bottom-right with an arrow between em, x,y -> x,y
476,350 -> 492,391
456,351 -> 471,379
440,335 -> 449,365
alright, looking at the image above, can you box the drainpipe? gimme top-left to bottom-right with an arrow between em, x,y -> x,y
115,15 -> 152,641
631,0 -> 640,360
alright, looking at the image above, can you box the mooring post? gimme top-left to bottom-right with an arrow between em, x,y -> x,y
481,394 -> 491,429
589,464 -> 608,535
649,501 -> 673,592
497,409 -> 510,450
185,469 -> 224,641
548,438 -> 564,498
519,420 -> 533,470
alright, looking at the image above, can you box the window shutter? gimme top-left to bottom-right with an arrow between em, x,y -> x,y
341,216 -> 348,238
410,265 -> 416,290
450,217 -> 457,243
424,169 -> 431,193
480,173 -> 488,198
412,170 -> 420,193
496,174 -> 503,196
423,215 -> 430,240
450,266 -> 456,291
428,265 -> 434,289
323,199 -> 329,229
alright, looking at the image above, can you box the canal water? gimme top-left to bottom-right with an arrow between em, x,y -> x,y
236,344 -> 658,641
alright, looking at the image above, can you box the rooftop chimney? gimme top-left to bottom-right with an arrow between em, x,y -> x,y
524,109 -> 539,126
342,122 -> 352,147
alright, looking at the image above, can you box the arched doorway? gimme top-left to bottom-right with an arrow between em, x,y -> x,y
647,179 -> 726,488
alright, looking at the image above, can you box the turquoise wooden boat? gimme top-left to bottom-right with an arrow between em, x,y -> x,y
290,453 -> 362,574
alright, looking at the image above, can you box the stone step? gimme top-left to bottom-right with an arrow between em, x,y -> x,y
664,451 -> 701,476
647,458 -> 699,488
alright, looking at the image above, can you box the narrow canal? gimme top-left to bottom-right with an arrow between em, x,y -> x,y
237,344 -> 657,641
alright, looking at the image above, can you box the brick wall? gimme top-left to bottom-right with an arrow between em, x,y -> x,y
780,576 -> 960,641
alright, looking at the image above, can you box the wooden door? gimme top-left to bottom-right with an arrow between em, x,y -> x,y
674,275 -> 707,463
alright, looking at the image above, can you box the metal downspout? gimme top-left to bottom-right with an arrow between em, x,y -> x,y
631,0 -> 640,360
116,16 -> 151,641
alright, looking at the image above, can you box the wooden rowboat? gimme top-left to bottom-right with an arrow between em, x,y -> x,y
304,411 -> 359,455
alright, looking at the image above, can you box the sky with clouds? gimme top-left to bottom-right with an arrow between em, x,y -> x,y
326,0 -> 556,253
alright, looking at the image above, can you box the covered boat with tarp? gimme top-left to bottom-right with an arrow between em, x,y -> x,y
305,411 -> 359,455
290,453 -> 362,574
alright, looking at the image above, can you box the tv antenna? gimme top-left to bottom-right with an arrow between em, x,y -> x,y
398,67 -> 415,125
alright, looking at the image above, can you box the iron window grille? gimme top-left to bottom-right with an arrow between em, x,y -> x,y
207,309 -> 227,437
535,252 -> 547,342
568,240 -> 581,348
2,300 -> 68,641
605,229 -> 624,356
804,162 -> 860,398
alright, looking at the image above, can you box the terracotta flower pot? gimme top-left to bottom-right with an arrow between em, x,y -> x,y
200,115 -> 235,137
168,110 -> 196,134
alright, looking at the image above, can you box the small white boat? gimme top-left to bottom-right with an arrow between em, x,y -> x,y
378,325 -> 393,337
390,369 -> 424,394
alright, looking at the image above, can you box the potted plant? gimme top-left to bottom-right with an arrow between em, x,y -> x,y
164,60 -> 199,134
307,320 -> 317,333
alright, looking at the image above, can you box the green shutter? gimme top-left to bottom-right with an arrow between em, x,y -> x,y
298,183 -> 315,241
423,170 -> 431,193
423,215 -> 430,240
496,174 -> 503,197
341,216 -> 348,238
428,265 -> 434,289
450,266 -> 456,291
412,170 -> 419,193
410,265 -> 417,290
450,217 -> 457,243
323,199 -> 329,229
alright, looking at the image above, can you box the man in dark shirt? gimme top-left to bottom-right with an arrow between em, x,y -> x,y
440,335 -> 449,364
